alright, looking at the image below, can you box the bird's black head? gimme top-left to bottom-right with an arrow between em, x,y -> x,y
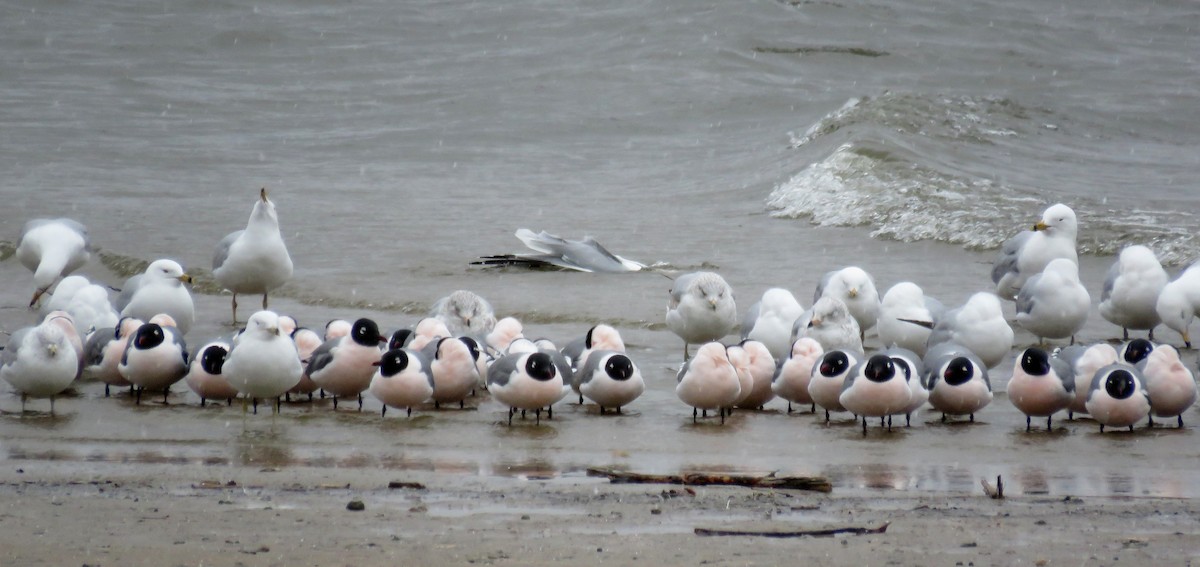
864,354 -> 895,383
1123,339 -> 1154,365
1020,348 -> 1051,377
388,329 -> 413,351
200,344 -> 228,375
943,357 -> 975,386
458,336 -> 482,361
585,325 -> 598,349
891,357 -> 913,382
1104,369 -> 1137,400
604,354 -> 635,381
351,318 -> 383,347
525,352 -> 557,382
133,324 -> 165,351
378,349 -> 410,377
818,351 -> 850,378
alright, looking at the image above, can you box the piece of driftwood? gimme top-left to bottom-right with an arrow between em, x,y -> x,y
695,523 -> 889,538
981,475 -> 1004,499
585,467 -> 832,493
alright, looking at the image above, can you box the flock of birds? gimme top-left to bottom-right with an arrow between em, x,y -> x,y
3,195 -> 1200,434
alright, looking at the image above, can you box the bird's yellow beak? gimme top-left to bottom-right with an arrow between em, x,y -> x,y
811,317 -> 822,327
179,274 -> 193,284
1033,221 -> 1049,231
848,288 -> 859,299
47,344 -> 58,356
260,187 -> 269,202
269,326 -> 280,336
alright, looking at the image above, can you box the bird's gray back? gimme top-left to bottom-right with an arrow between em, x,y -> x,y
486,353 -> 521,388
740,301 -> 762,340
991,231 -> 1031,284
115,274 -> 146,312
212,230 -> 243,272
305,337 -> 339,375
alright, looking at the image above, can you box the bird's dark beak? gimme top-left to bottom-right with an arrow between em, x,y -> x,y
29,288 -> 47,308
260,187 -> 269,202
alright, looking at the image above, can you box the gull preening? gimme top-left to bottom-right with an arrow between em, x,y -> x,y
16,218 -> 92,308
473,229 -> 647,272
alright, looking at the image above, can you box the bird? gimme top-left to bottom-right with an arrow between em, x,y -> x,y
324,319 -> 353,341
575,350 -> 645,414
771,337 -> 824,413
82,317 -> 143,396
487,351 -> 566,425
793,296 -> 863,353
1085,364 -> 1151,432
1007,347 -> 1074,431
288,327 -> 323,399
883,347 -> 928,427
472,228 -> 647,272
39,275 -> 90,316
486,317 -> 524,354
1118,338 -> 1155,366
41,311 -> 84,378
839,353 -> 912,434
429,290 -> 497,339
1137,345 -> 1196,428
665,271 -> 737,360
368,348 -> 435,417
1155,262 -> 1200,348
420,336 -> 484,409
118,321 -> 189,404
741,288 -> 804,360
212,188 -> 293,325
1099,245 -> 1168,340
731,339 -> 776,409
877,282 -> 943,357
407,317 -> 452,351
115,259 -> 195,335
1056,343 -> 1119,419
562,324 -> 626,402
992,203 -> 1078,300
306,318 -> 386,409
924,343 -> 992,422
807,349 -> 861,422
1015,258 -> 1091,344
184,339 -> 239,406
675,342 -> 741,424
724,343 -> 755,408
814,267 -> 881,336
16,218 -> 92,308
63,283 -> 119,337
222,311 -> 303,413
1,317 -> 80,413
925,292 -> 1013,369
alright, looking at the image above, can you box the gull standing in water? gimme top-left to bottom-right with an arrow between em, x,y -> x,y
212,188 -> 293,325
430,290 -> 497,339
1,317 -> 80,413
222,311 -> 303,413
1099,245 -> 1168,340
666,272 -> 737,360
16,218 -> 92,308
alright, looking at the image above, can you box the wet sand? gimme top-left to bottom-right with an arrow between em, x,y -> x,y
2,224 -> 1200,565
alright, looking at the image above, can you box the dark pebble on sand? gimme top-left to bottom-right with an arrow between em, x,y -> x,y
347,499 -> 365,511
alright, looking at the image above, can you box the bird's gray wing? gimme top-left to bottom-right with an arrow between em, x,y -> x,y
486,354 -> 520,388
17,219 -> 51,245
115,274 -> 145,312
1099,260 -> 1120,304
83,327 -> 117,367
560,335 -> 587,368
546,348 -> 575,388
1015,274 -> 1040,316
923,296 -> 946,323
840,360 -> 864,393
926,306 -> 961,349
991,231 -> 1031,284
59,218 -> 91,250
407,349 -> 436,389
669,272 -> 699,308
1,328 -> 30,368
575,349 -> 608,387
1050,357 -> 1074,392
813,271 -> 836,304
167,327 -> 189,364
212,230 -> 242,272
676,357 -> 694,383
305,337 -> 339,375
740,301 -> 762,340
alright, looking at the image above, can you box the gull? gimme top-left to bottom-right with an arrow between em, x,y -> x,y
82,317 -> 143,396
992,203 -> 1078,300
184,339 -> 239,406
16,218 -> 91,308
64,283 -> 119,337
118,321 -> 189,404
369,348 -> 435,417
1086,364 -> 1150,432
923,343 -> 992,422
1155,262 -> 1200,348
1015,258 -> 1091,344
486,317 -> 524,354
731,339 -> 776,409
925,292 -> 1013,369
562,324 -> 626,402
1137,345 -> 1196,428
473,228 -> 646,272
420,336 -> 484,409
430,290 -> 497,338
407,317 -> 452,351
1056,342 -> 1118,419
288,327 -> 323,400
793,296 -> 862,353
575,350 -> 644,414
665,272 -> 737,360
675,342 -> 741,424
40,275 -> 90,316
1118,338 -> 1155,366
814,267 -> 881,335
807,349 -> 861,422
222,311 -> 303,413
1,318 -> 79,413
116,259 -> 195,335
1007,347 -> 1074,431
307,318 -> 386,409
839,354 -> 911,434
741,288 -> 804,360
488,351 -> 566,425
212,188 -> 293,325
883,347 -> 928,427
877,282 -> 943,357
1099,245 -> 1168,340
771,337 -> 824,413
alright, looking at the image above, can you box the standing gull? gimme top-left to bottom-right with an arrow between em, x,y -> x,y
369,348 -> 435,417
1154,262 -> 1200,348
307,318 -> 386,409
1137,345 -> 1197,428
924,343 -> 993,422
675,342 -> 741,424
430,290 -> 497,339
1099,245 -> 1168,340
741,288 -> 804,360
992,203 -> 1078,300
222,310 -> 303,413
1086,364 -> 1151,432
116,259 -> 195,335
488,351 -> 567,425
212,188 -> 293,325
1,318 -> 80,413
839,354 -> 911,434
877,282 -> 942,357
1007,347 -> 1074,431
814,267 -> 881,336
925,292 -> 1013,370
1015,258 -> 1091,344
16,218 -> 92,308
184,339 -> 239,406
771,337 -> 824,413
793,296 -> 863,353
665,272 -> 737,360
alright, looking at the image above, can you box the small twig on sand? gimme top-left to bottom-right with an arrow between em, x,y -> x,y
981,475 -> 1004,499
585,467 -> 832,493
695,523 -> 889,538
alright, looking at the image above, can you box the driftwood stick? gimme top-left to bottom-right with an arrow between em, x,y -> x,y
585,467 -> 832,493
695,523 -> 890,538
